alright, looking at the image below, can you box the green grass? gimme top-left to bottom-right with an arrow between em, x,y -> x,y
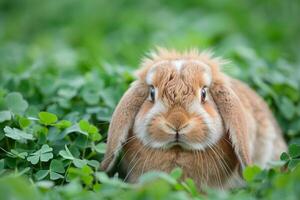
0,0 -> 300,199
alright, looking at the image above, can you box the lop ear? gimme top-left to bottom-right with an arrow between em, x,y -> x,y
210,81 -> 252,169
101,81 -> 149,172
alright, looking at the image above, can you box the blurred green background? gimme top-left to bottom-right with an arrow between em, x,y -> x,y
0,0 -> 300,199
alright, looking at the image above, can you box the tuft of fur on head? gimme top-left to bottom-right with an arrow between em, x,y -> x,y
136,47 -> 228,81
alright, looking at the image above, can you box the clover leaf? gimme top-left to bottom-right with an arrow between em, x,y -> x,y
67,165 -> 94,186
59,145 -> 93,168
0,110 -> 11,123
4,126 -> 35,143
34,159 -> 65,181
8,149 -> 28,159
79,120 -> 102,141
49,159 -> 65,180
35,170 -> 49,181
38,112 -> 58,125
4,92 -> 28,114
243,165 -> 262,183
18,116 -> 31,128
288,144 -> 300,158
27,144 -> 53,165
59,145 -> 75,160
54,120 -> 72,129
94,143 -> 106,154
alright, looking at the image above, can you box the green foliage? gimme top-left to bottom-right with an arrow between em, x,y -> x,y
0,0 -> 300,199
4,126 -> 35,142
5,92 -> 28,115
27,144 -> 53,165
38,112 -> 58,126
280,144 -> 300,170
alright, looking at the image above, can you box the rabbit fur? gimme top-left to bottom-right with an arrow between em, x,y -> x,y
101,48 -> 287,189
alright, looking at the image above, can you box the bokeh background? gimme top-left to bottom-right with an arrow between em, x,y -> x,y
0,0 -> 300,199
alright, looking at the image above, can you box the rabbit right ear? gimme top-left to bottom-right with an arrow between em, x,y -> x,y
100,81 -> 149,172
210,80 -> 252,169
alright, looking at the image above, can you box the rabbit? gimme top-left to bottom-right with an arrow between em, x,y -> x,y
101,48 -> 287,189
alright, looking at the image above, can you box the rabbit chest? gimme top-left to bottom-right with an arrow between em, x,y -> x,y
122,133 -> 239,189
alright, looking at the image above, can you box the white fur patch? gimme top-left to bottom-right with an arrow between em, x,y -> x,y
134,98 -> 223,151
146,59 -> 212,86
172,59 -> 185,72
134,100 -> 167,147
188,100 -> 223,150
258,122 -> 277,168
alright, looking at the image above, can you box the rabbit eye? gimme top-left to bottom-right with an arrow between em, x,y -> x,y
149,85 -> 155,102
200,87 -> 207,103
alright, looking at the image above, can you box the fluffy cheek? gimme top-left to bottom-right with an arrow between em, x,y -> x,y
183,117 -> 209,144
147,116 -> 171,142
134,101 -> 168,148
185,101 -> 224,150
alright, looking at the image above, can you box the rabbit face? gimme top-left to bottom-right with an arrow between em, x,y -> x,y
134,60 -> 223,150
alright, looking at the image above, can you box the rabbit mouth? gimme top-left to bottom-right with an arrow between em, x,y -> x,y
164,138 -> 192,149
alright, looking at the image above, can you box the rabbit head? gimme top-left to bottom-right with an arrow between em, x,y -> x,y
101,48 -> 251,172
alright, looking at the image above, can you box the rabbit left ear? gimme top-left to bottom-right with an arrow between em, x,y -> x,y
211,81 -> 252,168
101,81 -> 149,172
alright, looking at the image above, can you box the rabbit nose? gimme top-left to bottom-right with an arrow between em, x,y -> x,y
165,108 -> 189,132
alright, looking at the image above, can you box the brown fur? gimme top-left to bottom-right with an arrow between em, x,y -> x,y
123,131 -> 239,189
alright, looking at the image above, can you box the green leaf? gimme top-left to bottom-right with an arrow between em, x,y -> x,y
4,92 -> 28,114
81,165 -> 93,175
138,171 -> 177,185
87,160 -> 100,168
40,152 -> 54,162
65,124 -> 88,136
88,125 -> 98,135
73,159 -> 87,168
54,120 -> 72,129
40,144 -> 53,153
4,126 -> 35,143
183,178 -> 198,196
79,120 -> 90,132
288,159 -> 300,170
170,167 -> 183,180
280,152 -> 290,161
78,120 -> 101,141
39,112 -> 58,125
57,87 -> 77,99
67,165 -> 94,186
82,88 -> 100,105
27,145 -> 53,164
27,155 -> 40,165
279,97 -> 295,120
95,172 -> 132,189
35,180 -> 54,189
50,171 -> 64,180
90,131 -> 102,141
35,170 -> 49,181
50,159 -> 65,173
288,144 -> 300,158
94,143 -> 106,154
243,165 -> 262,183
18,116 -> 31,128
59,145 -> 74,160
8,149 -> 28,159
0,110 -> 11,123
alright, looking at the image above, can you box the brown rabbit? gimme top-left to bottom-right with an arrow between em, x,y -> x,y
101,48 -> 287,189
